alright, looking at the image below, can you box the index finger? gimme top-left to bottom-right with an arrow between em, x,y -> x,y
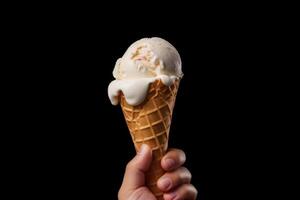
161,148 -> 186,171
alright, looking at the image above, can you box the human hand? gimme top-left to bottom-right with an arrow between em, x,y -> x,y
118,144 -> 197,200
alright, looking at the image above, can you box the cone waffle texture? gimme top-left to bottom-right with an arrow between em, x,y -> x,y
120,79 -> 179,199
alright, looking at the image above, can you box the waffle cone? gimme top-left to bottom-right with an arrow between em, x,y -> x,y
120,79 -> 179,199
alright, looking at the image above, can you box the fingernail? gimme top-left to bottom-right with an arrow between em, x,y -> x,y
165,158 -> 175,169
138,144 -> 148,156
158,177 -> 172,190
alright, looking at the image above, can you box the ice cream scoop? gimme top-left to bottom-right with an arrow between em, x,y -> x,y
108,37 -> 183,106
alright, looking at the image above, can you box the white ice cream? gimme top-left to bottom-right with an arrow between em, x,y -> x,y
108,37 -> 183,106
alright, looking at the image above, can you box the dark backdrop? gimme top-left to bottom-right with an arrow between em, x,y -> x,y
17,7 -> 271,200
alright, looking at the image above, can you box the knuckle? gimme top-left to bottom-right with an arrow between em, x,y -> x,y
190,185 -> 198,199
186,184 -> 198,199
186,169 -> 192,180
179,184 -> 198,200
165,149 -> 186,163
125,160 -> 135,171
179,167 -> 192,180
177,149 -> 186,163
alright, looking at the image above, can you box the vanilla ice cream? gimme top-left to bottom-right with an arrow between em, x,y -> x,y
108,37 -> 183,106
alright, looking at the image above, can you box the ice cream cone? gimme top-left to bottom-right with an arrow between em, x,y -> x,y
120,79 -> 180,199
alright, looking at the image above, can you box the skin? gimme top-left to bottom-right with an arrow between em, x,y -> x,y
118,145 -> 198,200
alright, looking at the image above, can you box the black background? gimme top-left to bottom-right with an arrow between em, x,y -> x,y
10,4 -> 277,200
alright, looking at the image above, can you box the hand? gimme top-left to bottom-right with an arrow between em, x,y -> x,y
118,144 -> 197,200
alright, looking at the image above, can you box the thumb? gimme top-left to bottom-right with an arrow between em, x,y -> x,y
120,144 -> 152,191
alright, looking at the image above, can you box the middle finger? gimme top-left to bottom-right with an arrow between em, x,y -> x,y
157,167 -> 192,192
